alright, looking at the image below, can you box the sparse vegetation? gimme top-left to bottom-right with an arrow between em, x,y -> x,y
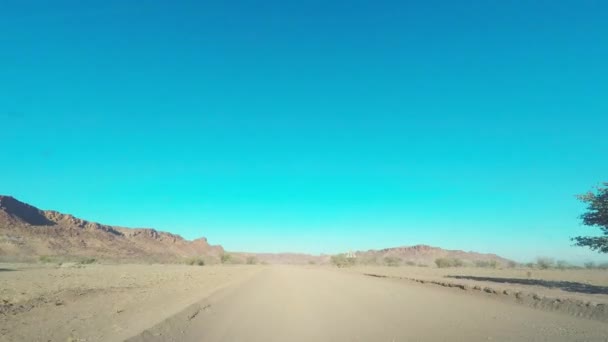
357,255 -> 379,265
308,260 -> 316,265
220,253 -> 232,264
474,260 -> 498,268
246,256 -> 258,265
185,257 -> 205,266
583,261 -> 608,270
507,261 -> 518,268
435,258 -> 464,268
405,260 -> 416,266
572,182 -> 608,253
330,254 -> 356,268
39,255 -> 55,263
78,257 -> 97,265
536,257 -> 555,270
383,256 -> 401,267
556,260 -> 569,270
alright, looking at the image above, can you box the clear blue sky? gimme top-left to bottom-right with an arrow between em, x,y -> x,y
1,1 -> 607,263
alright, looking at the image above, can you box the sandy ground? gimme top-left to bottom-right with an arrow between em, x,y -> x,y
346,265 -> 608,287
0,263 -> 261,341
2,264 -> 608,341
346,266 -> 608,310
130,266 -> 608,342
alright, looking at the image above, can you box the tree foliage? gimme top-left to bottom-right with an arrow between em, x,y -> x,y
572,182 -> 608,253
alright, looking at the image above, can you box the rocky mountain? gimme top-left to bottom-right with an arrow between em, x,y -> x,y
235,245 -> 512,266
0,195 -> 223,262
0,195 -> 514,266
355,244 -> 513,266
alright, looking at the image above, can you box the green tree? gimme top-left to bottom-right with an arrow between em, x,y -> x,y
573,183 -> 608,253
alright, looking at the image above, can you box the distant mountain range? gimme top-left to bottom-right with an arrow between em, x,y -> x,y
354,245 -> 513,266
0,195 -> 223,262
0,195 -> 512,266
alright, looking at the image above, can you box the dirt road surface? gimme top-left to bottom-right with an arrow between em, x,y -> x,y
130,266 -> 608,342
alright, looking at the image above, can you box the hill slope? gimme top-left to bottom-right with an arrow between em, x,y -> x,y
355,245 -> 513,266
0,195 -> 223,262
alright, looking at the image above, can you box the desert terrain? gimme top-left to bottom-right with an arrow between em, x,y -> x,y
2,196 -> 608,341
0,263 -> 260,341
1,262 -> 608,342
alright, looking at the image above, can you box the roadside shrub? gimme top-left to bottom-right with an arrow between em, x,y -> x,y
435,258 -> 450,268
435,258 -> 464,268
536,257 -> 555,270
556,260 -> 569,270
357,255 -> 379,265
78,257 -> 97,265
383,256 -> 401,267
185,257 -> 205,266
246,256 -> 258,265
220,253 -> 232,264
39,255 -> 54,263
405,260 -> 416,266
525,262 -> 535,268
330,254 -> 356,268
474,260 -> 498,268
583,261 -> 608,270
308,260 -> 316,265
507,261 -> 518,268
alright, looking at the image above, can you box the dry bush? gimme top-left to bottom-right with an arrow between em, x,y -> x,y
185,257 -> 205,266
536,257 -> 555,269
78,257 -> 97,265
474,260 -> 498,268
435,258 -> 464,268
384,256 -> 401,267
39,255 -> 55,263
331,254 -> 356,268
584,261 -> 596,269
220,253 -> 232,264
556,260 -> 570,270
584,261 -> 608,270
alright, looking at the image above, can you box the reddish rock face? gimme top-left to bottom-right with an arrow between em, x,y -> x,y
0,195 -> 55,226
0,195 -> 223,261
